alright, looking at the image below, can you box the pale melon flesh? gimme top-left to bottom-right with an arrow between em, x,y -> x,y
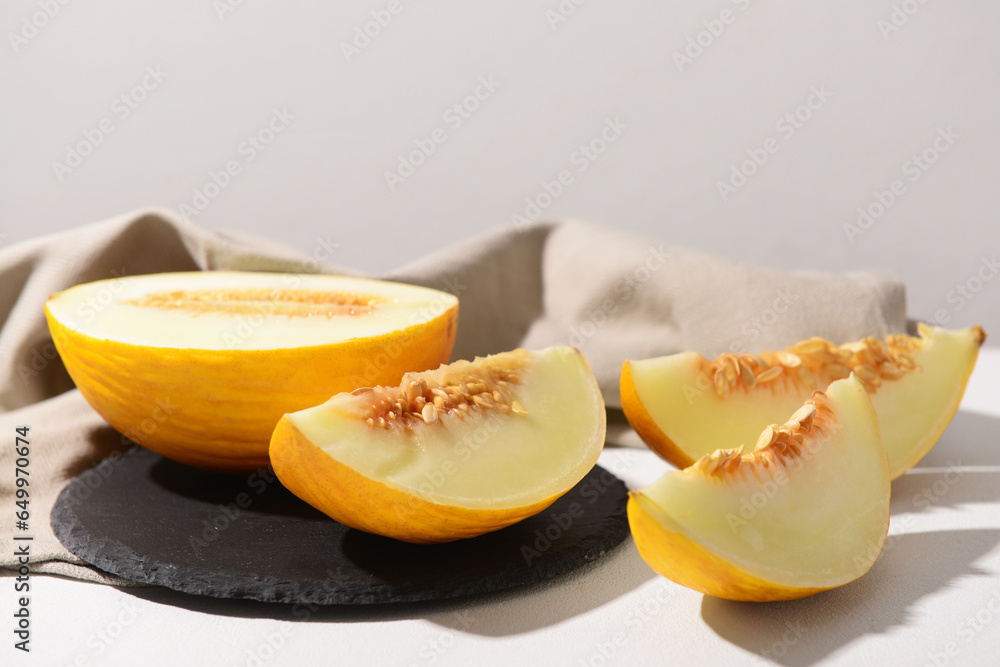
622,325 -> 985,478
629,376 -> 890,600
270,346 -> 607,542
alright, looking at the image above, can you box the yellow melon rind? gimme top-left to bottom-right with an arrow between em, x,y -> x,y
44,272 -> 458,473
270,416 -> 565,544
628,493 -> 829,602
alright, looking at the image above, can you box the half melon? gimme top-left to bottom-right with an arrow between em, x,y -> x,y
269,346 -> 606,543
628,376 -> 890,601
621,324 -> 985,478
45,271 -> 458,472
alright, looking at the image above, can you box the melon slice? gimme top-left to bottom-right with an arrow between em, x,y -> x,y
45,271 -> 458,472
621,324 -> 985,478
628,376 -> 890,601
269,346 -> 606,543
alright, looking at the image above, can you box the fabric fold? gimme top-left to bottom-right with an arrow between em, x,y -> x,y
0,208 -> 907,581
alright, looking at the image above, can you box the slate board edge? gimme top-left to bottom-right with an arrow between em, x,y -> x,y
50,464 -> 630,606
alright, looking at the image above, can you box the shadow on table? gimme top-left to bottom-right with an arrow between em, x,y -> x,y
60,438 -> 638,631
116,413 -> 1000,636
426,535 -> 657,636
701,528 -> 999,665
113,453 -> 646,630
426,411 -> 1000,640
124,583 -> 471,623
892,409 -> 1000,512
911,409 -> 1000,468
703,409 -> 1000,665
124,536 -> 652,631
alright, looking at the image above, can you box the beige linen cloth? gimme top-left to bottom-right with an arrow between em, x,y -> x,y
0,208 -> 907,585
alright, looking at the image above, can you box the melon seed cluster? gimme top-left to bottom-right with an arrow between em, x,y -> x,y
126,288 -> 379,318
354,356 -> 528,431
693,393 -> 832,482
703,327 -> 942,399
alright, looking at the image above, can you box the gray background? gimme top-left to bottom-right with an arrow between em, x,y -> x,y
2,1 -> 997,342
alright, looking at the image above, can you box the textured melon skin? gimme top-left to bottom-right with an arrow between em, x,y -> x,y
45,273 -> 458,472
48,316 -> 455,471
621,326 -> 985,479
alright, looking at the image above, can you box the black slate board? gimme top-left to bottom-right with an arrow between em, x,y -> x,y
51,447 -> 629,605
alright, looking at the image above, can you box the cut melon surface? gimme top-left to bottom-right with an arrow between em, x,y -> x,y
628,376 -> 890,601
270,346 -> 607,543
45,271 -> 458,472
621,324 -> 986,478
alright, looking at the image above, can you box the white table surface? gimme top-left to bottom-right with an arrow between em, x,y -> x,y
6,349 -> 1000,667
